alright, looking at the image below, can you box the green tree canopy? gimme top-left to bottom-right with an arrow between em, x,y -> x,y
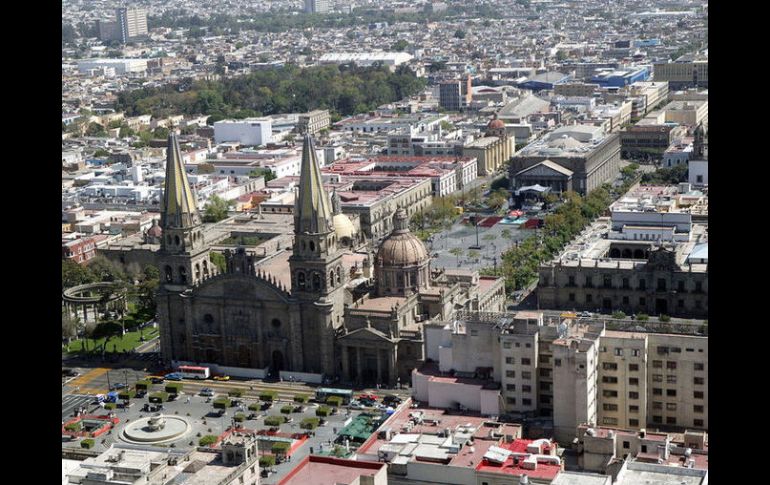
203,195 -> 232,223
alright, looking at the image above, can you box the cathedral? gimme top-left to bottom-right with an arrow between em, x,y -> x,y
156,133 -> 506,386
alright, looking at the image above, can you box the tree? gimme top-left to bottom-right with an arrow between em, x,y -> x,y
86,122 -> 107,137
203,195 -> 232,222
454,29 -> 466,39
467,249 -> 480,261
62,312 -> 80,346
392,39 -> 409,51
88,256 -> 127,283
62,259 -> 95,288
198,163 -> 215,174
449,247 -> 463,265
209,252 -> 227,273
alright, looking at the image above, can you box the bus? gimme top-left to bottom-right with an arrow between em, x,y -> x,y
177,365 -> 211,380
315,387 -> 354,404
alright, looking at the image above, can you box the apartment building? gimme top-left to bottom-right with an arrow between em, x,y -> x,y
297,110 -> 331,136
653,61 -> 708,89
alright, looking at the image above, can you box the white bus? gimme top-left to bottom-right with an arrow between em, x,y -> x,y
178,365 -> 211,380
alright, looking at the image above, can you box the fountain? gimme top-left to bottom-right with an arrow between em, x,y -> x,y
120,412 -> 191,444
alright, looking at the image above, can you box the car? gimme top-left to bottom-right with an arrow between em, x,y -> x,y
62,369 -> 79,377
165,373 -> 183,381
212,375 -> 230,381
348,401 -> 366,410
579,311 -> 592,318
110,383 -> 127,391
382,395 -> 403,406
357,394 -> 378,402
200,388 -> 214,397
135,389 -> 147,398
147,376 -> 165,384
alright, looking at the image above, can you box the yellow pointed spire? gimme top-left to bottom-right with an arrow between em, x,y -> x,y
295,134 -> 333,234
161,134 -> 201,229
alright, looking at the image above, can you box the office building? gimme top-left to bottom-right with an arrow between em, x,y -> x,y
117,7 -> 148,43
304,0 -> 330,14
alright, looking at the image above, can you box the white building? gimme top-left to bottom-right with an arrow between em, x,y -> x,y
688,160 -> 708,187
319,51 -> 414,67
214,118 -> 273,146
77,58 -> 148,75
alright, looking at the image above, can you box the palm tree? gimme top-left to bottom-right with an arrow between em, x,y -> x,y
449,247 -> 463,266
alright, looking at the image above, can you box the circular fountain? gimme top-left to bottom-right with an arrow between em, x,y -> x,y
120,413 -> 191,444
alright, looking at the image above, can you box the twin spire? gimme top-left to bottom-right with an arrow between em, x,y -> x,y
161,134 -> 201,229
295,134 -> 333,234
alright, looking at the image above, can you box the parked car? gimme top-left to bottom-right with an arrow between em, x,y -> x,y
165,373 -> 183,381
212,375 -> 230,381
357,394 -> 378,402
110,383 -> 127,391
148,376 -> 165,384
200,388 -> 214,397
382,395 -> 402,406
579,311 -> 592,318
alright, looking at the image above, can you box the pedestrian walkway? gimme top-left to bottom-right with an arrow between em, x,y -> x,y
69,367 -> 110,389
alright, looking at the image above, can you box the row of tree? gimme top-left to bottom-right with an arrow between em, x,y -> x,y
115,64 -> 426,121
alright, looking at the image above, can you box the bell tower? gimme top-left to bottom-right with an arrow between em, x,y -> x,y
288,134 -> 346,375
157,133 -> 213,289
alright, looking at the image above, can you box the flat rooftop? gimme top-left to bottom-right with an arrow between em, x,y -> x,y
278,455 -> 384,485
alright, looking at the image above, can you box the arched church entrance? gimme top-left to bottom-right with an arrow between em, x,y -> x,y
272,350 -> 285,375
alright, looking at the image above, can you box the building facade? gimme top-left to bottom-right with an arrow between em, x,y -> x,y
117,7 -> 148,43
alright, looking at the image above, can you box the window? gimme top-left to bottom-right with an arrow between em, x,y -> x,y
629,378 -> 639,386
523,398 -> 532,406
525,343 -> 532,348
657,278 -> 666,291
586,294 -> 593,303
667,375 -> 677,384
686,348 -> 694,352
653,401 -> 663,410
603,403 -> 619,411
639,280 -> 646,290
639,297 -> 646,306
666,403 -> 677,411
694,419 -> 704,427
506,357 -> 514,365
678,299 -> 685,308
506,384 -> 516,391
602,376 -> 618,384
694,362 -> 704,371
506,371 -> 515,378
555,359 -> 562,367
603,363 -> 618,371
622,278 -> 630,289
539,368 -> 552,378
522,371 -> 532,380
603,390 -> 618,398
666,361 -> 677,370
515,342 -> 521,348
541,395 -> 552,404
602,417 -> 618,425
540,381 -> 552,391
653,360 -> 663,368
694,405 -> 704,413
694,377 -> 704,385
666,417 -> 677,425
604,275 -> 612,288
629,364 -> 639,371
470,330 -> 478,336
653,388 -> 662,396
522,358 -> 531,365
569,293 -> 575,302
629,419 -> 639,427
652,416 -> 662,424
653,374 -> 663,382
632,349 -> 640,357
522,385 -> 532,393
695,282 -> 702,293
506,397 -> 516,405
623,441 -> 631,449
666,389 -> 677,397
678,281 -> 685,292
629,405 -> 639,413
623,296 -> 630,305
503,342 -> 511,349
694,391 -> 704,399
629,391 -> 639,399
541,355 -> 551,364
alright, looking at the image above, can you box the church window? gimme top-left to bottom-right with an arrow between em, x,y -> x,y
301,240 -> 306,251
204,314 -> 214,324
195,263 -> 201,280
175,235 -> 181,246
166,235 -> 172,245
313,272 -> 321,290
165,265 -> 173,283
272,319 -> 281,328
336,267 -> 342,284
179,266 -> 187,284
297,272 -> 306,289
203,260 -> 209,275
309,241 -> 316,252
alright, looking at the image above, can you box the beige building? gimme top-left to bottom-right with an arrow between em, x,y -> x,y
463,115 -> 515,176
297,110 -> 331,136
627,81 -> 669,118
662,100 -> 708,128
555,83 -> 600,97
653,61 -> 708,89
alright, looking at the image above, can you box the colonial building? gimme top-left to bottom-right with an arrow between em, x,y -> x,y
156,133 -> 506,385
463,114 -> 515,176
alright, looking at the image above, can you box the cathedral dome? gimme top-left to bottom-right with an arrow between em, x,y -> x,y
488,117 -> 505,130
376,209 -> 429,268
333,213 -> 357,240
146,219 -> 163,238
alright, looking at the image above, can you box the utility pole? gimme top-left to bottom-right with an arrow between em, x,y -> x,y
475,213 -> 480,248
106,371 -> 111,391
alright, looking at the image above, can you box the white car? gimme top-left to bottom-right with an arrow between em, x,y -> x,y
200,388 -> 215,397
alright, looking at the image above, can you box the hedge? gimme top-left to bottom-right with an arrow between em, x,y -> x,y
259,455 -> 276,468
213,397 -> 232,409
134,380 -> 152,390
248,402 -> 261,411
316,406 -> 332,417
199,435 -> 218,447
64,422 -> 82,432
280,405 -> 293,414
300,417 -> 320,430
165,383 -> 183,394
271,441 -> 291,454
104,403 -> 117,410
326,396 -> 343,407
81,439 -> 95,449
118,390 -> 136,400
149,392 -> 169,403
637,313 -> 649,321
293,395 -> 310,403
228,389 -> 244,397
259,391 -> 278,402
612,311 -> 626,320
264,416 -> 285,427
234,413 -> 246,422
659,314 -> 671,322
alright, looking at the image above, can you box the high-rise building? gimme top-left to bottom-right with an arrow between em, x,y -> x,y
304,0 -> 330,14
117,7 -> 148,43
438,75 -> 472,111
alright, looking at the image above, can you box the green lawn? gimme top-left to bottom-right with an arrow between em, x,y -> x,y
66,327 -> 158,354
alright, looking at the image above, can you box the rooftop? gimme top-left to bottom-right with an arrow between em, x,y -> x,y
277,455 -> 385,485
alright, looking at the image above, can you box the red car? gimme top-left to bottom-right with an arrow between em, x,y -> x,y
357,394 -> 378,402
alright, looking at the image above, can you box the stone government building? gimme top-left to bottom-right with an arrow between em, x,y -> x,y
156,133 -> 506,386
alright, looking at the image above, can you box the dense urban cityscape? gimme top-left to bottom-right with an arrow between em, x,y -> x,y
61,1 -> 708,484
